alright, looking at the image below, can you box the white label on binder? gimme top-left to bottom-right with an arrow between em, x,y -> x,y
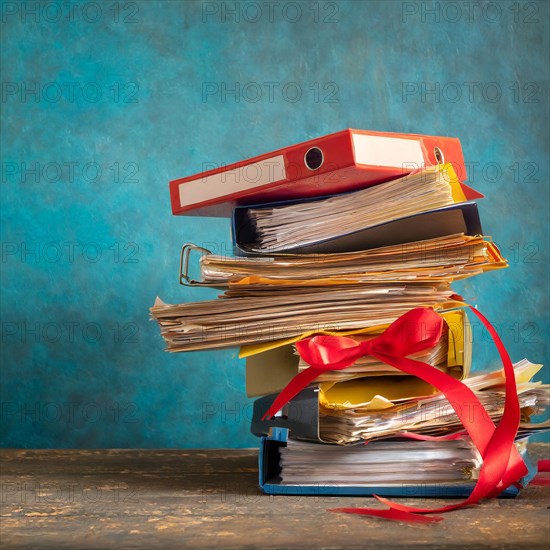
352,133 -> 424,168
179,155 -> 286,207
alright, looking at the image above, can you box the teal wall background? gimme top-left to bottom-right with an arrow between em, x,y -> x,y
1,0 -> 548,448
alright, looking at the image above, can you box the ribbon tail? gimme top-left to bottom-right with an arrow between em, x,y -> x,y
373,493 -> 465,515
261,368 -> 322,420
467,306 -> 527,501
330,506 -> 443,524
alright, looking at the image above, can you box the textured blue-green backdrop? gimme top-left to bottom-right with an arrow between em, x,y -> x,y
1,0 -> 548,448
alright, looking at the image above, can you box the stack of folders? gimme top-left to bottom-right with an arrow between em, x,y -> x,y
153,129 -> 549,498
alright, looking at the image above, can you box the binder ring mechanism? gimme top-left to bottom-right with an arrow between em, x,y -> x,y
179,243 -> 221,287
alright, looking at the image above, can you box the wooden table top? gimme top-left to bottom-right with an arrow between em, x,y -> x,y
1,445 -> 549,549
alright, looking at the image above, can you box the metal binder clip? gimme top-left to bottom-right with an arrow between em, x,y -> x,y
179,243 -> 215,286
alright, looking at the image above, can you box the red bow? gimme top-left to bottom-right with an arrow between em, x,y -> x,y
262,306 -> 528,523
262,307 -> 443,420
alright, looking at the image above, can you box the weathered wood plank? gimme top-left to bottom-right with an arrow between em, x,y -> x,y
1,445 -> 549,549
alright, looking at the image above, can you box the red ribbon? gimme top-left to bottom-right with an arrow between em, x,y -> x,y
263,306 -> 529,523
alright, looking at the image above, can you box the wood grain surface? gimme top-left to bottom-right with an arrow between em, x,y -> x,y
1,445 -> 549,549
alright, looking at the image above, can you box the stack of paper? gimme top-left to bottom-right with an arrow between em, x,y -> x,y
279,439 -> 482,486
279,439 -> 481,487
318,360 -> 549,444
154,129 -> 549,497
246,165 -> 465,252
152,285 -> 463,351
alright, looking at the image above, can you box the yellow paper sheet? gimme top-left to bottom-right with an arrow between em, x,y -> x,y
443,163 -> 468,204
319,376 -> 439,411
